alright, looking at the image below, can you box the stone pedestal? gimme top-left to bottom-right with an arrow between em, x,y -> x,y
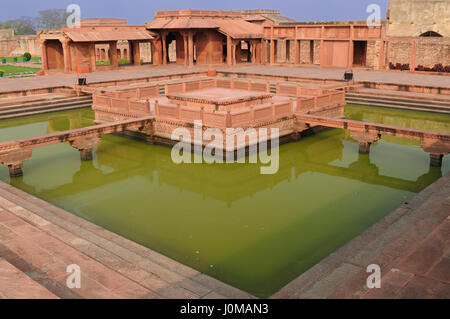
430,154 -> 443,167
358,142 -> 371,154
80,148 -> 93,161
350,131 -> 380,154
69,135 -> 101,161
0,149 -> 33,178
8,164 -> 24,178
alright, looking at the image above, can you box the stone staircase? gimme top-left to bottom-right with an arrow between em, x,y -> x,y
346,91 -> 450,114
0,95 -> 92,120
0,181 -> 253,299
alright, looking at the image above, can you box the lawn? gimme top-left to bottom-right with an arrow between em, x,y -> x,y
0,65 -> 42,76
1,56 -> 41,63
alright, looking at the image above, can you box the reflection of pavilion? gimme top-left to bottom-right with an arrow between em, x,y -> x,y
14,129 -> 443,205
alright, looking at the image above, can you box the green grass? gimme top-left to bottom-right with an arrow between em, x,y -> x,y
0,56 -> 41,63
0,65 -> 41,76
96,60 -> 111,66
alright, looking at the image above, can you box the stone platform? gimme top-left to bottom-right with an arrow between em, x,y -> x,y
0,180 -> 254,299
272,172 -> 450,299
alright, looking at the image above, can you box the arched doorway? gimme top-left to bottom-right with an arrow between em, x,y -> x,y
420,31 -> 443,37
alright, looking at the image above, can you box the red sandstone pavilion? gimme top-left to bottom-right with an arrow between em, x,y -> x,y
37,5 -> 449,73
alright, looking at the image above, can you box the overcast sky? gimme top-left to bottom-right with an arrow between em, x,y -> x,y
0,0 -> 389,24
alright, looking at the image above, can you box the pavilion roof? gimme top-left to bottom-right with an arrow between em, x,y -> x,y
146,17 -> 263,39
65,30 -> 154,42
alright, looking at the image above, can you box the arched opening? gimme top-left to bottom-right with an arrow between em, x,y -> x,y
165,32 -> 185,64
420,31 -> 443,37
46,40 -> 64,71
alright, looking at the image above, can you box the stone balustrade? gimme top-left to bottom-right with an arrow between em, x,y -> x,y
295,113 -> 450,167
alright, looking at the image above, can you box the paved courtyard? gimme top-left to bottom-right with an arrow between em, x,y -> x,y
1,65 -> 449,95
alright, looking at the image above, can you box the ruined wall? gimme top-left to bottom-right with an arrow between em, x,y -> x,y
313,40 -> 321,65
388,41 -> 412,65
387,0 -> 450,37
366,40 -> 381,69
415,38 -> 450,67
0,29 -> 41,57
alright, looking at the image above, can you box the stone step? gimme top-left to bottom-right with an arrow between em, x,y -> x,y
0,103 -> 92,120
0,96 -> 92,112
347,93 -> 450,107
0,183 -> 253,299
0,258 -> 59,299
346,98 -> 450,114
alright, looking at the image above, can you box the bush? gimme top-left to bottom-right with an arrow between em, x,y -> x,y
23,52 -> 32,62
13,57 -> 17,62
0,69 -> 4,77
1,58 -> 5,64
118,58 -> 130,65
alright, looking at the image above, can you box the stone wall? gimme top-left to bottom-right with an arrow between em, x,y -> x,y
387,0 -> 450,37
388,41 -> 412,65
0,29 -> 41,57
415,38 -> 450,67
366,40 -> 381,69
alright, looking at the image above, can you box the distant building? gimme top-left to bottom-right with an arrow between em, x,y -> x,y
0,29 -> 40,57
37,2 -> 449,73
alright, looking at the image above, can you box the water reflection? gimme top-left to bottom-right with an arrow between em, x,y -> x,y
0,105 -> 449,297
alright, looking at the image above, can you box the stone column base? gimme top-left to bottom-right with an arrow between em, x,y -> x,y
430,154 -> 443,167
80,148 -> 93,161
8,164 -> 24,178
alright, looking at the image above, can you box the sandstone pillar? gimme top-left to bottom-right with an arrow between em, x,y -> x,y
132,41 -> 141,65
39,39 -> 49,71
184,34 -> 189,66
270,40 -> 275,64
69,135 -> 101,161
188,31 -> 194,67
0,149 -> 33,178
89,42 -> 96,72
61,39 -> 72,73
227,35 -> 232,66
162,32 -> 167,65
110,41 -> 119,69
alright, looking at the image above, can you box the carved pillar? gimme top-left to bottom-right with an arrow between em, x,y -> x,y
132,41 -> 141,65
227,35 -> 232,66
350,131 -> 380,154
270,39 -> 275,64
89,42 -> 96,72
184,34 -> 189,66
61,38 -> 72,73
39,39 -> 49,71
0,149 -> 33,178
162,32 -> 167,65
188,31 -> 194,67
110,41 -> 119,69
69,135 -> 101,161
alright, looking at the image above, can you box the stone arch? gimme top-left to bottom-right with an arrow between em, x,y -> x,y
420,31 -> 443,37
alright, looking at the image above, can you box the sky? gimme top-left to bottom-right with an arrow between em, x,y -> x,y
0,0 -> 389,24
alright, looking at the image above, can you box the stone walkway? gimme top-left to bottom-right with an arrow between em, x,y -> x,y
1,64 -> 449,94
0,65 -> 209,94
0,181 -> 253,299
273,172 -> 450,299
217,65 -> 450,89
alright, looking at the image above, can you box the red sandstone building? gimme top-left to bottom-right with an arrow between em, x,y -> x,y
37,4 -> 449,74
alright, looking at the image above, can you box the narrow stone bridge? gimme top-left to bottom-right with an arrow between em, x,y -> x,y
295,114 -> 450,167
0,117 -> 154,177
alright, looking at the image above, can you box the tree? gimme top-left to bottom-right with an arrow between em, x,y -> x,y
36,9 -> 69,30
0,17 -> 36,35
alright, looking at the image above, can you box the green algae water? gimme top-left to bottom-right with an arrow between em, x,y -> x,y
0,105 -> 449,297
